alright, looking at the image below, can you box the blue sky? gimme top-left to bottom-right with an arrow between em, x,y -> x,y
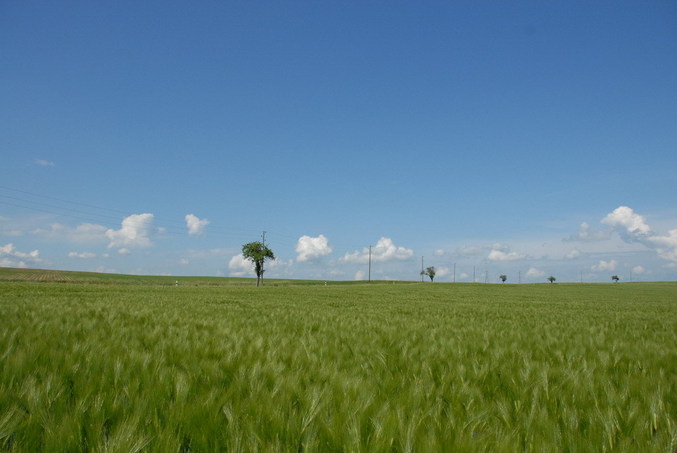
1,1 -> 676,282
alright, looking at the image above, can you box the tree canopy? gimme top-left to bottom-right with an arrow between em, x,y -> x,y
242,241 -> 275,287
421,266 -> 436,282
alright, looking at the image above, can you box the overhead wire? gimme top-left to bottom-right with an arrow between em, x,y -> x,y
0,185 -> 374,257
0,186 -> 261,243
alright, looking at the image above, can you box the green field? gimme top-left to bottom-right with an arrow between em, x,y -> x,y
0,269 -> 675,452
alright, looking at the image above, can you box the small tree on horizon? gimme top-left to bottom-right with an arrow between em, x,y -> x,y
612,275 -> 620,283
421,266 -> 436,282
241,241 -> 275,287
499,274 -> 507,283
547,276 -> 556,283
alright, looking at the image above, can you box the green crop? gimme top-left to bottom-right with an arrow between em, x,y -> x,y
0,278 -> 675,451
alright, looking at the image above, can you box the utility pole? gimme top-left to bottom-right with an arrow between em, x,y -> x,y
368,245 -> 372,282
421,256 -> 424,282
261,231 -> 267,285
518,270 -> 521,284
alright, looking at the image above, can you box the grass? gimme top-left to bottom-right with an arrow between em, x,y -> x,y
0,269 -> 675,451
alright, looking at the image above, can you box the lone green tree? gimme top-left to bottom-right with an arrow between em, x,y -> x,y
499,274 -> 507,283
547,275 -> 556,283
421,266 -> 436,282
242,241 -> 275,287
611,275 -> 620,283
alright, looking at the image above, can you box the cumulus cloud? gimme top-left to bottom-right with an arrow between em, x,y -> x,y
601,206 -> 677,262
487,245 -> 525,261
228,254 -> 252,276
526,267 -> 544,278
68,251 -> 96,259
436,266 -> 450,278
185,214 -> 210,236
602,207 -> 651,238
592,259 -> 617,271
296,235 -> 333,262
0,243 -> 42,268
342,237 -> 413,263
105,214 -> 157,250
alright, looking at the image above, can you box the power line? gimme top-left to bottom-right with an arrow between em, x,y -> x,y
0,185 -> 263,241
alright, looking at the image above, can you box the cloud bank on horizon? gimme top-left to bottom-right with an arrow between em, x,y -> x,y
1,205 -> 675,282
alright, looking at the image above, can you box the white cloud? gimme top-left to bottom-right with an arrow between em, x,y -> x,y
266,257 -> 292,271
487,245 -> 525,261
566,222 -> 611,242
436,266 -> 450,278
228,254 -> 253,277
117,248 -> 132,255
354,270 -> 365,280
0,243 -> 42,268
592,259 -> 617,271
632,265 -> 646,275
296,234 -> 333,262
601,206 -> 677,262
433,249 -> 446,256
106,214 -> 157,250
526,267 -> 544,278
76,223 -> 109,240
459,272 -> 469,280
34,159 -> 55,167
185,214 -> 210,236
602,206 -> 651,238
647,229 -> 677,261
565,249 -> 581,259
342,237 -> 413,263
68,251 -> 96,259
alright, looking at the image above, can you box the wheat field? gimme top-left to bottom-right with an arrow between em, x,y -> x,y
0,274 -> 675,451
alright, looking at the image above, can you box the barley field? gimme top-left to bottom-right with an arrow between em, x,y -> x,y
0,271 -> 675,452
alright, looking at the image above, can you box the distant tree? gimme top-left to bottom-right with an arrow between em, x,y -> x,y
547,276 -> 556,284
241,241 -> 275,287
611,275 -> 620,283
499,274 -> 507,283
421,266 -> 436,282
